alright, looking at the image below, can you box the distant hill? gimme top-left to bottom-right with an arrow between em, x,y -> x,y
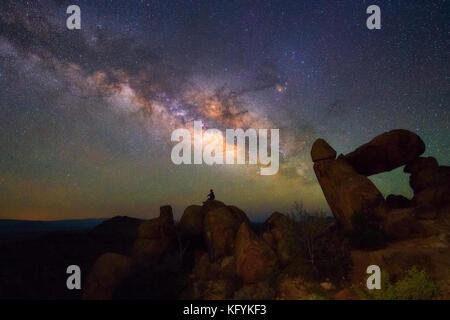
90,216 -> 143,239
0,218 -> 106,241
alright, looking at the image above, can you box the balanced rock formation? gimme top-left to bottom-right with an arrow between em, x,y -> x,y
311,139 -> 386,230
234,223 -> 278,284
312,129 -> 448,240
131,205 -> 175,263
160,205 -> 174,224
83,252 -> 132,300
343,129 -> 425,176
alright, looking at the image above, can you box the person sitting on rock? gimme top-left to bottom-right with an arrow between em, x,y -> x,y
207,189 -> 215,201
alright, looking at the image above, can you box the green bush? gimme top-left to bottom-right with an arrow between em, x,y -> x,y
393,266 -> 440,299
307,293 -> 327,300
360,266 -> 439,300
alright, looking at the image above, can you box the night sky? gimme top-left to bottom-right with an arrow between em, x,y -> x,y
0,0 -> 448,221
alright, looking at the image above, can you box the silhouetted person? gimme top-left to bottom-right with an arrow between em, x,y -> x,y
207,189 -> 215,201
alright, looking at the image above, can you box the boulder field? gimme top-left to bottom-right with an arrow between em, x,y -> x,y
311,129 -> 450,297
83,129 -> 449,300
83,201 -> 302,300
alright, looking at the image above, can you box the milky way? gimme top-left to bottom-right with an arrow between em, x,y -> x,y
0,0 -> 448,220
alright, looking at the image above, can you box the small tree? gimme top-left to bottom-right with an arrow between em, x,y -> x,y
290,201 -> 330,269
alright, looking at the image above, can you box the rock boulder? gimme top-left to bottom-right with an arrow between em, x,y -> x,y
179,205 -> 204,237
83,253 -> 132,300
234,223 -> 277,284
312,150 -> 386,230
344,129 -> 425,176
203,201 -> 249,260
131,205 -> 175,263
311,138 -> 337,162
262,212 -> 296,265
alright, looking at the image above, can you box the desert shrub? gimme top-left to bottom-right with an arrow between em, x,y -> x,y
114,250 -> 191,299
349,210 -> 387,249
313,232 -> 352,283
359,266 -> 439,300
307,293 -> 327,300
289,202 -> 351,283
393,266 -> 439,299
290,202 -> 329,267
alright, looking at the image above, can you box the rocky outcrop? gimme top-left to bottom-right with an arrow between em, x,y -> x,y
83,252 -> 132,300
202,280 -> 236,300
333,288 -> 358,300
386,194 -> 412,209
131,205 -> 175,263
343,129 -> 425,176
85,206 -> 177,299
311,139 -> 386,230
179,205 -> 204,237
311,138 -> 337,162
403,157 -> 450,209
350,232 -> 450,298
160,205 -> 174,224
381,208 -> 426,240
309,130 -> 450,299
191,251 -> 237,281
404,157 -> 440,192
262,212 -> 296,265
413,185 -> 450,209
311,129 -> 448,237
203,201 -> 249,260
227,205 -> 251,225
234,281 -> 275,300
234,223 -> 278,284
276,274 -> 311,300
187,250 -> 239,300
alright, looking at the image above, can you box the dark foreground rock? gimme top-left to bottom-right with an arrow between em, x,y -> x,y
203,201 -> 249,260
83,252 -> 132,300
234,223 -> 278,284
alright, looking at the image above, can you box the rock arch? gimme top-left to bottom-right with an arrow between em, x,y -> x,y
311,129 -> 450,239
